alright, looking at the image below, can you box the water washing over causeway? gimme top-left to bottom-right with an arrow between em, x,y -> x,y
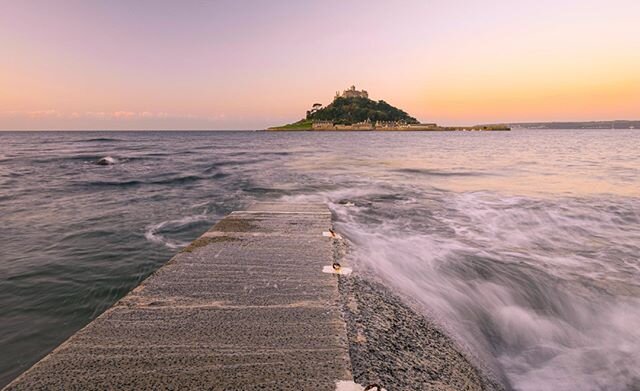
1,129 -> 639,390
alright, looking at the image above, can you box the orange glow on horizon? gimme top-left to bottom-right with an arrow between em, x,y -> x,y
1,1 -> 639,129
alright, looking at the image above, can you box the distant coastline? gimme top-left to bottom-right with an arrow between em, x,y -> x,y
507,120 -> 638,129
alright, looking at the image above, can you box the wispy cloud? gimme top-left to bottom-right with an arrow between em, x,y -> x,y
0,110 -> 66,118
1,110 -> 207,120
0,109 -> 241,130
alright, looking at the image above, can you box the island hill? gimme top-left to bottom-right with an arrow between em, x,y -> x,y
268,86 -> 510,131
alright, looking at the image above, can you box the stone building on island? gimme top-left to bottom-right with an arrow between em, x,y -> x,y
335,85 -> 368,100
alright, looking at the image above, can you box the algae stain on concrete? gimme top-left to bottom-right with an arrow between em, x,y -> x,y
210,218 -> 256,232
181,236 -> 239,253
180,216 -> 254,253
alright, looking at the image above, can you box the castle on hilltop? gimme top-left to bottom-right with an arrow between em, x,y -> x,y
335,85 -> 368,100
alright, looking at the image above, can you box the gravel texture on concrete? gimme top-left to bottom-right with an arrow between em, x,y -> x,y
339,275 -> 505,391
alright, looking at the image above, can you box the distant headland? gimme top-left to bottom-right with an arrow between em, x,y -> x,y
508,120 -> 638,129
268,86 -> 510,131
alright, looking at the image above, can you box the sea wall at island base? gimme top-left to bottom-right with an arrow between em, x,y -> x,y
269,124 -> 510,131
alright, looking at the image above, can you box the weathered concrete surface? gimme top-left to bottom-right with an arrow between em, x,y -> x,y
5,203 -> 352,390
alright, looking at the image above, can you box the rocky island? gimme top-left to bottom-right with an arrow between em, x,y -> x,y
268,86 -> 510,131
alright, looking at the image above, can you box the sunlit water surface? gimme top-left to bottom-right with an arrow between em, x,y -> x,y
1,129 -> 638,390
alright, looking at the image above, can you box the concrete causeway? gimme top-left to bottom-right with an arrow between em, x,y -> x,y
5,202 -> 353,390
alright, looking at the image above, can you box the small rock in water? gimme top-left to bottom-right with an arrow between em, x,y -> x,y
96,156 -> 116,166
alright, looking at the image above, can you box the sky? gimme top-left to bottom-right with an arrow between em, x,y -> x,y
1,0 -> 639,130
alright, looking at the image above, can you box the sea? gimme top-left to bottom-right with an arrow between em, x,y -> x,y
1,129 -> 639,390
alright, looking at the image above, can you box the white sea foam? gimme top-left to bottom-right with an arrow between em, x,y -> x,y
144,214 -> 211,249
327,190 -> 640,391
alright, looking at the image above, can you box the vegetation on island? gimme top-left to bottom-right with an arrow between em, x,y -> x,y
306,96 -> 419,125
269,119 -> 313,130
269,96 -> 419,130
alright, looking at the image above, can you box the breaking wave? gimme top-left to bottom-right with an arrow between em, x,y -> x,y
327,190 -> 640,391
144,214 -> 212,249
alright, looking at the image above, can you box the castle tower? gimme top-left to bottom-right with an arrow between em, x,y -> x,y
335,85 -> 369,100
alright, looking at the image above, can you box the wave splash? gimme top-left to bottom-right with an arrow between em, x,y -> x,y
144,214 -> 212,249
319,190 -> 640,391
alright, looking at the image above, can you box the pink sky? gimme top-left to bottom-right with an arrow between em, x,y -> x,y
1,0 -> 639,130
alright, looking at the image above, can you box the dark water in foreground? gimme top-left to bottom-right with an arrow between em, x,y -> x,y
1,130 -> 639,390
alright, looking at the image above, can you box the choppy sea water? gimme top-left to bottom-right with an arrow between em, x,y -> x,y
0,129 -> 639,390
